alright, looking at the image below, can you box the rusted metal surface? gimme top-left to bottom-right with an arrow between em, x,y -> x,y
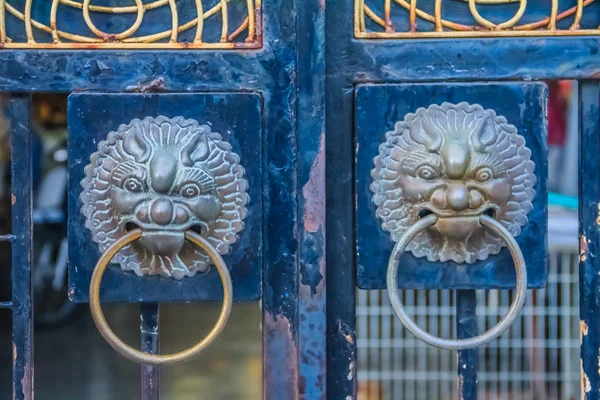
297,0 -> 326,396
263,314 -> 300,400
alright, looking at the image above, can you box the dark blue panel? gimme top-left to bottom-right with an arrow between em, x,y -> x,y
67,92 -> 262,303
579,80 -> 600,399
355,82 -> 548,289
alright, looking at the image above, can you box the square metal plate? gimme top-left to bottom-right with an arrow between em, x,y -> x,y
68,92 -> 263,302
355,82 -> 548,289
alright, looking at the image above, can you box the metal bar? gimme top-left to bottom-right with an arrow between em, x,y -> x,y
357,289 -> 368,396
141,303 -> 160,400
476,291 -> 487,400
0,301 -> 12,309
442,290 -> 452,398
457,290 -> 478,400
563,253 -> 576,399
368,290 -> 379,399
392,294 -> 403,399
10,94 -> 33,400
493,291 -> 501,398
367,290 -> 379,399
261,0 -> 299,395
508,289 -> 519,397
297,0 -> 327,396
381,292 -> 391,400
417,290 -> 426,397
549,255 -> 559,398
579,79 -> 600,399
571,253 -> 581,399
534,274 -> 547,398
326,0 -> 356,391
0,234 -> 15,242
406,290 -> 416,398
430,290 -> 439,400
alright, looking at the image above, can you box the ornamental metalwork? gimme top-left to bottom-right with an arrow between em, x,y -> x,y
355,0 -> 599,38
371,102 -> 536,264
0,0 -> 261,48
81,116 -> 249,279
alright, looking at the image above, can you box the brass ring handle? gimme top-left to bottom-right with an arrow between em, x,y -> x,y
386,214 -> 527,350
89,228 -> 233,366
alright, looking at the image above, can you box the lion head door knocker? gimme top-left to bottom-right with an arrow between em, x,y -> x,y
81,116 -> 249,365
371,102 -> 535,350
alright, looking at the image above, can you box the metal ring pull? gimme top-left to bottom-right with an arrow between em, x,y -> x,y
89,228 -> 232,366
386,214 -> 527,350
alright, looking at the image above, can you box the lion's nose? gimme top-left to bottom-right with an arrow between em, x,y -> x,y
150,198 -> 174,226
446,184 -> 469,211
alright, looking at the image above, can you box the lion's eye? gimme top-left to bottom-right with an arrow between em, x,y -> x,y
123,177 -> 144,193
417,165 -> 438,180
474,167 -> 493,182
180,183 -> 201,198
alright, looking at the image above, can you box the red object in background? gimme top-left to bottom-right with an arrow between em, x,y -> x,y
547,80 -> 571,147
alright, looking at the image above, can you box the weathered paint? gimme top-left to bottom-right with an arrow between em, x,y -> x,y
326,0 -> 560,398
10,95 -> 34,400
6,0 -> 600,398
4,0 -> 303,397
299,138 -> 326,399
297,0 -> 326,395
260,0 -> 300,397
263,314 -> 299,400
579,80 -> 600,400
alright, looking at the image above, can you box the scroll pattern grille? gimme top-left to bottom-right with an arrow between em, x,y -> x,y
0,0 -> 261,48
355,0 -> 600,38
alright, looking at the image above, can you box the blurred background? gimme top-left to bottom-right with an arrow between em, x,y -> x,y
0,81 -> 581,399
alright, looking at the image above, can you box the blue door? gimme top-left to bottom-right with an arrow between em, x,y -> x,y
2,0 -> 600,399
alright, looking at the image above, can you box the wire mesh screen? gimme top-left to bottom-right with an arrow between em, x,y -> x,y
357,250 -> 580,399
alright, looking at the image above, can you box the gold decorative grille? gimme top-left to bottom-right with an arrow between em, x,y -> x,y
0,0 -> 261,48
355,0 -> 600,38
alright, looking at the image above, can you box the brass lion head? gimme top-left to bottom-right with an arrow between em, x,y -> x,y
81,116 -> 248,279
371,102 -> 536,264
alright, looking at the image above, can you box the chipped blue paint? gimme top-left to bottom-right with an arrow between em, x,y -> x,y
579,81 -> 600,399
297,0 -> 326,397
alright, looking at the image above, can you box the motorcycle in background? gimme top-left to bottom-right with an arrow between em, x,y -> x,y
31,95 -> 82,327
